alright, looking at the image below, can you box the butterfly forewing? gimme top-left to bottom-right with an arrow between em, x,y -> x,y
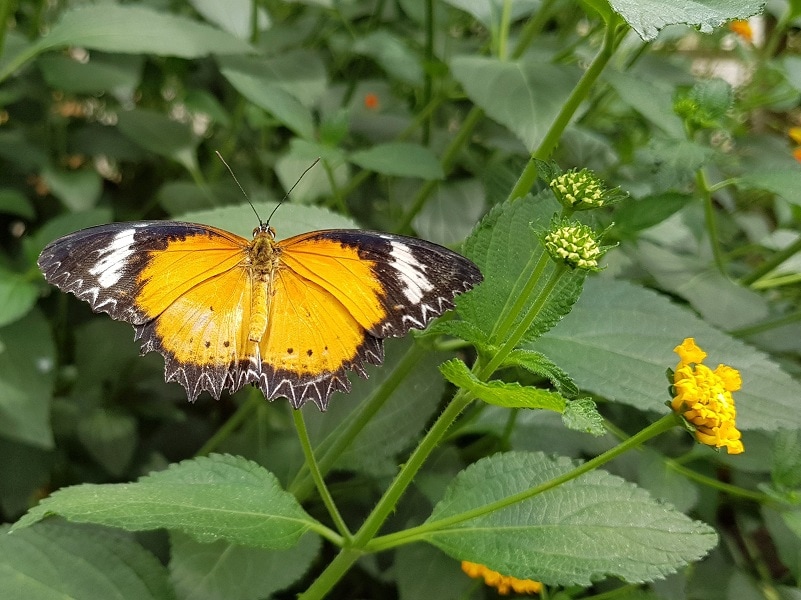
38,222 -> 483,409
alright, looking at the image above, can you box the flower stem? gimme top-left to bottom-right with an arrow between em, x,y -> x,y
299,389 -> 475,599
507,21 -> 625,201
697,168 -> 726,274
292,408 -> 352,540
366,413 -> 681,552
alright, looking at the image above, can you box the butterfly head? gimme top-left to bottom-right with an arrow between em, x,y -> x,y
253,222 -> 277,239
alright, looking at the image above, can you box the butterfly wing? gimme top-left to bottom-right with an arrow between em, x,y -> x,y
258,229 -> 483,409
38,221 -> 258,400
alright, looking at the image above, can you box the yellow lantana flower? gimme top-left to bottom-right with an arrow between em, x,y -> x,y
461,561 -> 542,595
729,20 -> 753,43
671,338 -> 744,454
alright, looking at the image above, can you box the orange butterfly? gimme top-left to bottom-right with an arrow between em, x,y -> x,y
38,220 -> 482,409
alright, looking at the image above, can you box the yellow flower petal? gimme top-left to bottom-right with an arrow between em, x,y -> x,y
461,561 -> 542,596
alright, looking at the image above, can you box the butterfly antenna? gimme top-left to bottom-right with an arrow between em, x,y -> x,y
215,151 -> 263,226
264,157 -> 321,226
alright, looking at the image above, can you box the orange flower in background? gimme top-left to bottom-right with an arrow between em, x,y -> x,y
671,338 -> 744,454
789,128 -> 801,163
461,561 -> 542,595
364,92 -> 380,110
729,20 -> 753,43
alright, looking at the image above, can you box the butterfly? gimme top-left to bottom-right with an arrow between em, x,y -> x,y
38,219 -> 482,409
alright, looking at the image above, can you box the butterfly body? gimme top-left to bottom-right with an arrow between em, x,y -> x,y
38,220 -> 482,409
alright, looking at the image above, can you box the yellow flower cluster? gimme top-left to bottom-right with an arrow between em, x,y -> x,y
461,561 -> 542,595
550,168 -> 606,210
671,338 -> 744,454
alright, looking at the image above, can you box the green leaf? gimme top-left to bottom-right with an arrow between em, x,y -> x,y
116,109 -> 199,173
0,189 -> 35,219
440,358 -> 566,411
535,278 -> 801,431
609,0 -> 764,41
34,4 -> 253,57
0,438 -> 52,519
736,170 -> 801,205
459,192 -> 586,344
0,521 -> 175,600
274,139 -> 349,204
412,179 -> 486,246
353,30 -> 423,85
396,543 -> 474,600
40,166 -> 103,212
605,70 -> 685,138
451,56 -> 580,151
637,448 -> 699,513
37,54 -> 142,94
77,409 -> 138,477
611,192 -> 693,239
0,268 -> 38,328
0,309 -> 54,448
635,138 -> 712,192
349,143 -> 444,180
423,451 -> 718,586
772,430 -> 801,490
221,68 -> 315,139
502,348 -> 579,397
12,454 -> 318,550
169,531 -> 320,600
561,398 -> 605,436
189,0 -> 270,40
217,52 -> 327,107
442,0 -> 539,29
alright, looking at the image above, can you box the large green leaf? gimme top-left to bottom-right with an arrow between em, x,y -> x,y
0,521 -> 175,600
0,310 -> 54,448
0,268 -> 38,328
35,4 -> 252,57
116,109 -> 199,172
423,451 -> 717,586
12,454 -> 318,550
451,56 -> 580,151
610,0 -> 764,41
535,277 -> 801,431
736,170 -> 801,205
169,531 -> 320,600
349,143 -> 444,180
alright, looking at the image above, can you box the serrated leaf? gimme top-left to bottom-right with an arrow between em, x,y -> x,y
459,192 -> 586,344
0,521 -> 175,600
423,451 -> 718,586
535,278 -> 801,431
561,398 -> 605,436
440,358 -> 566,411
424,319 -> 489,347
773,430 -> 801,490
736,170 -> 801,205
451,56 -> 580,151
609,0 -> 764,41
169,531 -> 320,600
349,143 -> 444,180
221,68 -> 315,139
12,454 -> 317,550
34,4 -> 252,57
0,310 -> 54,448
502,348 -> 579,397
0,268 -> 38,328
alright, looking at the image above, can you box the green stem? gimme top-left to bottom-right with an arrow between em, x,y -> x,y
507,21 -> 624,201
366,413 -> 680,552
511,0 -> 557,60
422,0 -> 434,145
728,309 -> 801,338
740,234 -> 801,287
0,0 -> 17,59
697,168 -> 726,274
665,459 -> 772,504
497,0 -> 512,61
479,264 -> 567,379
489,251 -> 550,344
289,342 -> 426,499
299,389 -> 475,599
195,390 -> 261,456
292,409 -> 352,539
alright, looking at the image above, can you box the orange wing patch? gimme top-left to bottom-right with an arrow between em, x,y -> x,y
38,221 -> 483,409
